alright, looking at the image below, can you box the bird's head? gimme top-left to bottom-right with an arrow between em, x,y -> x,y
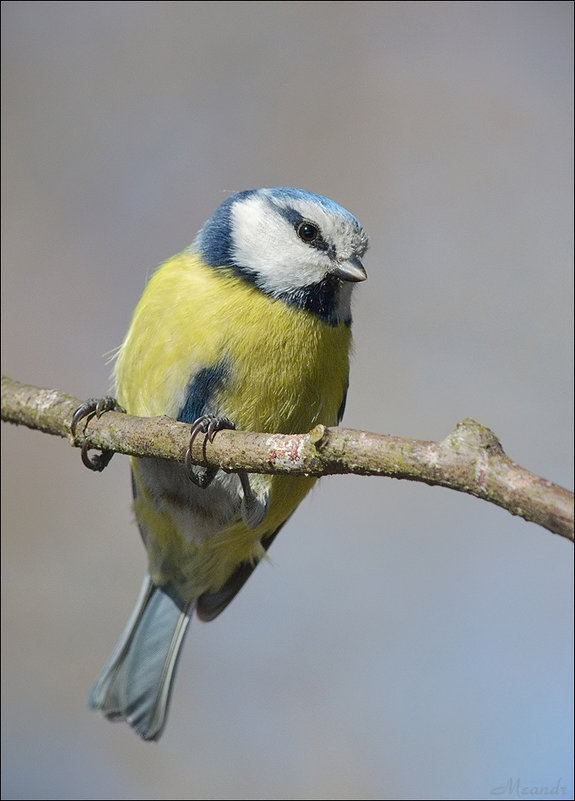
194,187 -> 368,325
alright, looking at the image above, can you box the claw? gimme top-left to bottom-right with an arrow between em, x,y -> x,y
80,442 -> 115,472
206,416 -> 234,442
71,396 -> 124,436
71,396 -> 125,472
184,415 -> 236,488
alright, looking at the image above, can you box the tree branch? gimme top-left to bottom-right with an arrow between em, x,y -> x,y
2,375 -> 573,542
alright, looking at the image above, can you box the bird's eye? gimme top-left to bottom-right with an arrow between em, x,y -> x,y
297,221 -> 320,244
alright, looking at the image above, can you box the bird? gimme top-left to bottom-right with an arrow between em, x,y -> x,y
76,187 -> 368,740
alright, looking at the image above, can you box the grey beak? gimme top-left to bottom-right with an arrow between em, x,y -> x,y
332,257 -> 367,283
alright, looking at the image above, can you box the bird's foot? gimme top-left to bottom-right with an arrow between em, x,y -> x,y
185,415 -> 268,529
185,415 -> 235,488
71,396 -> 126,472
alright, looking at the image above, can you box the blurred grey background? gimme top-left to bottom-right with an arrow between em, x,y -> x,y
1,2 -> 573,799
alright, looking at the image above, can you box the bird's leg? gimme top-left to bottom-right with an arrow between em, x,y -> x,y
237,470 -> 269,530
71,396 -> 126,472
185,415 -> 268,530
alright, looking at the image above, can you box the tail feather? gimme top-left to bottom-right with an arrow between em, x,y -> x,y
89,575 -> 193,741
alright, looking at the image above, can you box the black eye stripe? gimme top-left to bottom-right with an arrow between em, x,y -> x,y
272,203 -> 331,252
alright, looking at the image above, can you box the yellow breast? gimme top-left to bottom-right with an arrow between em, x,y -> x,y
115,251 -> 352,433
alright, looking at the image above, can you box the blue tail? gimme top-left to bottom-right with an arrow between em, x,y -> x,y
88,575 -> 192,740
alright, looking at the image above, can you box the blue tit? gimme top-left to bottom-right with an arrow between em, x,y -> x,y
87,187 -> 368,739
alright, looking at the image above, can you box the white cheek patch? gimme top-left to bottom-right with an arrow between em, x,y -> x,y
230,195 -> 332,294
